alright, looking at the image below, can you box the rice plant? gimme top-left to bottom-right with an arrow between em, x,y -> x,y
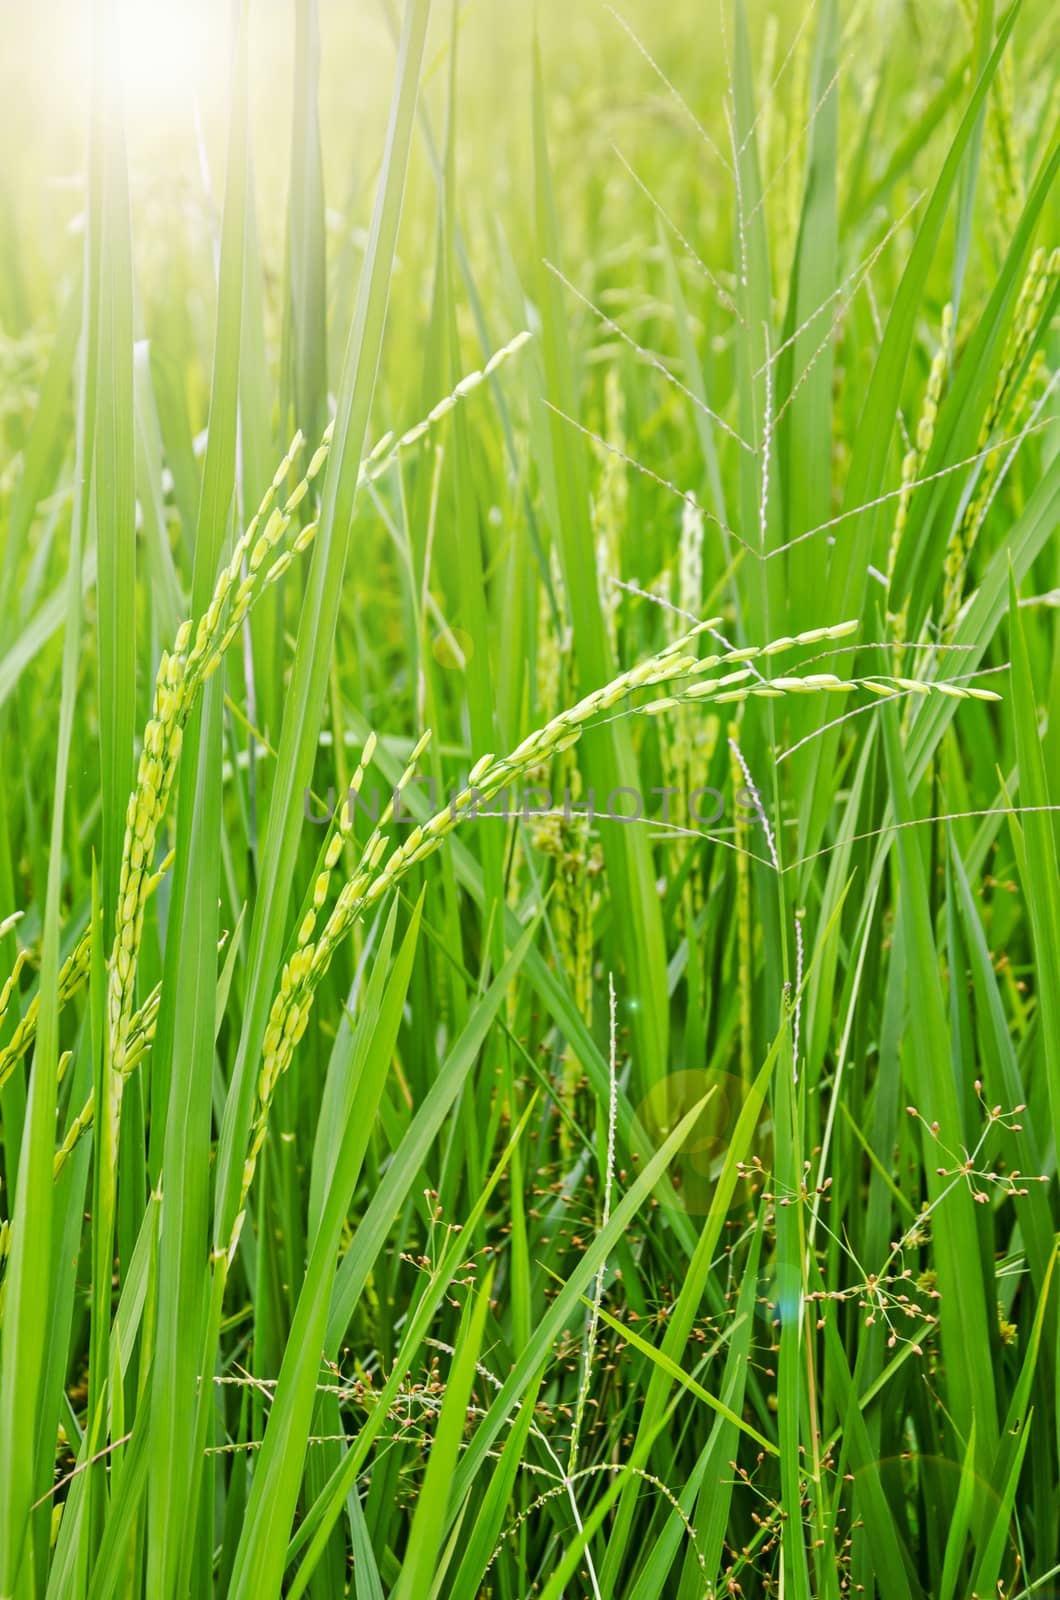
2,0 -> 1060,1595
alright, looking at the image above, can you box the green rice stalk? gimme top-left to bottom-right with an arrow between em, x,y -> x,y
943,247 -> 1058,625
230,618 -> 996,1242
0,334 -> 533,1108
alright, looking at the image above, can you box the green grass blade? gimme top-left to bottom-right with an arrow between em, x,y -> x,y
145,5 -> 251,1588
212,0 -> 432,1251
881,702 -> 999,1458
1007,568 -> 1060,1197
227,893 -> 425,1597
0,18 -> 101,1581
531,33 -> 669,1089
390,1268 -> 494,1600
326,916 -> 538,1352
283,0 -> 328,448
92,14 -> 136,935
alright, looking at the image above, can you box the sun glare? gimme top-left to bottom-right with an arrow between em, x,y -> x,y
116,0 -> 209,118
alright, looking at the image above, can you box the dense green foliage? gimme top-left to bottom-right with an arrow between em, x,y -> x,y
2,0 -> 1060,1594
